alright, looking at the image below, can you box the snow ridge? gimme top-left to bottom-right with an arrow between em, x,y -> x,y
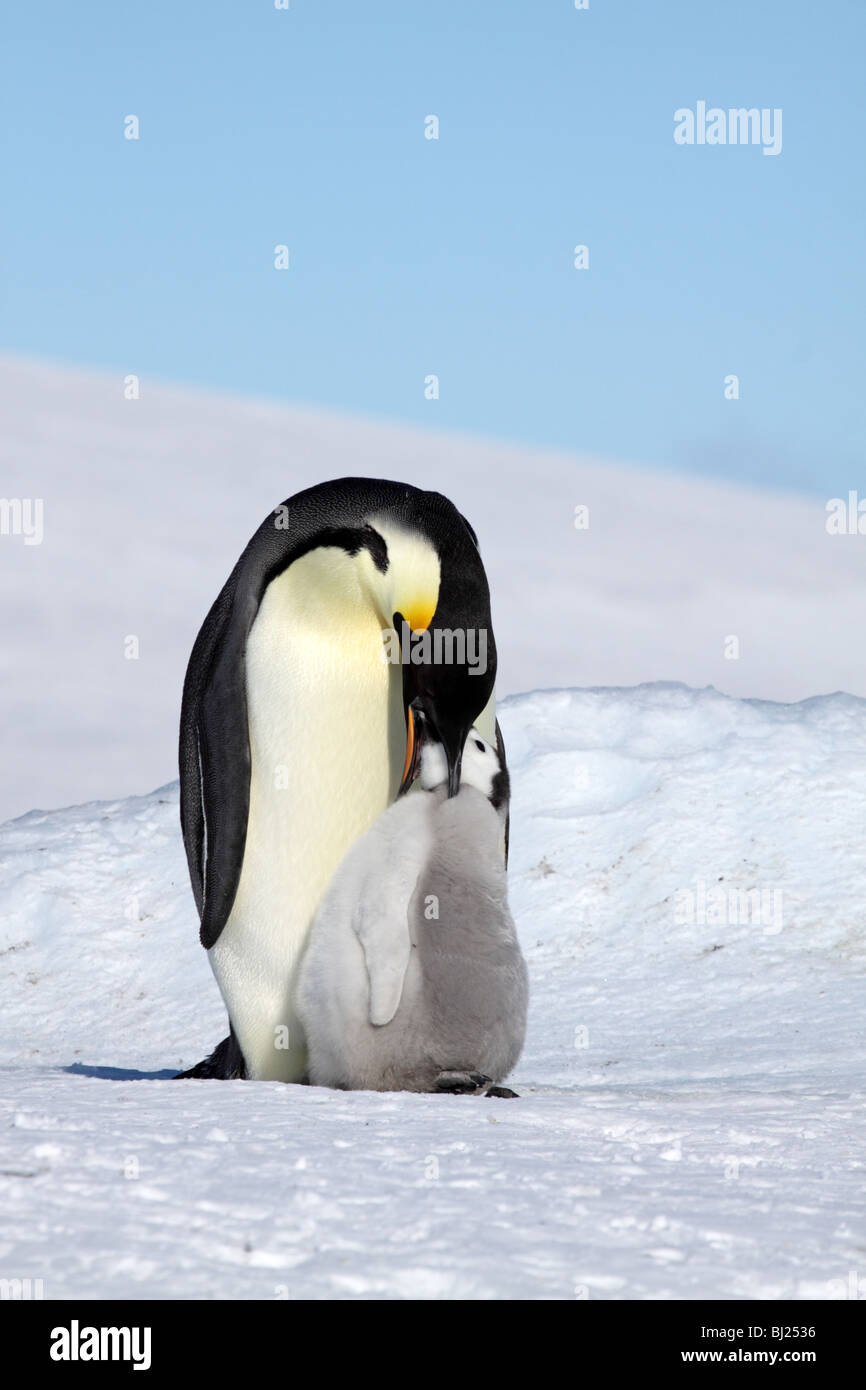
0,684 -> 863,1299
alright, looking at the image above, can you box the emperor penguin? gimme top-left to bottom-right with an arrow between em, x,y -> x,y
295,718 -> 527,1096
176,478 -> 505,1082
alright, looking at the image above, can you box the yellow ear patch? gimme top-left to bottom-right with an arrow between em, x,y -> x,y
401,598 -> 437,632
368,518 -> 442,633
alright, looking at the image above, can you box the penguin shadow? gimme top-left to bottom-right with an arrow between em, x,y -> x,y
64,1062 -> 179,1082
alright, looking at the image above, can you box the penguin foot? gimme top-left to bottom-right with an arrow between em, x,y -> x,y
175,1031 -> 246,1080
485,1085 -> 519,1099
434,1070 -> 492,1095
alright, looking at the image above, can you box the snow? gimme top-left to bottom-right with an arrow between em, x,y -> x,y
2,354 -> 865,821
1,683 -> 863,1300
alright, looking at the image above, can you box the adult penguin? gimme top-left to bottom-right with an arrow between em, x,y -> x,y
176,477 -> 504,1082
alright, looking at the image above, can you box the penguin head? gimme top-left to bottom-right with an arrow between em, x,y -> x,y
458,728 -> 510,813
379,505 -> 496,801
415,721 -> 509,813
273,481 -> 496,801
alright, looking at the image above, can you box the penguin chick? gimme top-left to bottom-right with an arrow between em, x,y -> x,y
295,726 -> 528,1096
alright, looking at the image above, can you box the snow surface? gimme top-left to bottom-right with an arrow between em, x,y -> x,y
1,683 -> 864,1301
3,355 -> 866,821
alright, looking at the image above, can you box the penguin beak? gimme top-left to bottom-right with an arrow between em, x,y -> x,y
393,608 -> 475,799
437,719 -> 466,800
398,703 -> 424,796
412,699 -> 466,799
397,700 -> 465,798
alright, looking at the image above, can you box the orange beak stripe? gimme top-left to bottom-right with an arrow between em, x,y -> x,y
400,705 -> 416,788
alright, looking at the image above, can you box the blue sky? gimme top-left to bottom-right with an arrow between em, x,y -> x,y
3,0 -> 863,494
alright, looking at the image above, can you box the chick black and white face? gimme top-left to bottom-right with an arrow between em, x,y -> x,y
459,730 -> 500,798
418,726 -> 508,811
